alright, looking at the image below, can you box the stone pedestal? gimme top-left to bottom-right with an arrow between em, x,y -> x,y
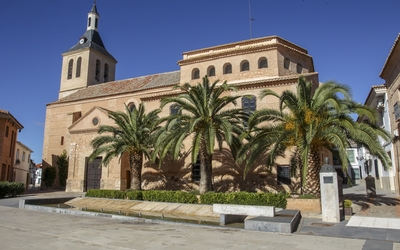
319,159 -> 340,223
365,175 -> 376,198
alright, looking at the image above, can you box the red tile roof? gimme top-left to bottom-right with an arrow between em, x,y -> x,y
52,71 -> 180,104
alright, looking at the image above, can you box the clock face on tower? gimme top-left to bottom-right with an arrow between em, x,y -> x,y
79,38 -> 86,44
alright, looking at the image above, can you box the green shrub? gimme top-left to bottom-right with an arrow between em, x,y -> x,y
142,190 -> 198,204
344,199 -> 353,208
42,167 -> 56,188
200,191 -> 289,208
56,150 -> 69,187
0,181 -> 24,198
86,189 -> 125,199
125,190 -> 143,200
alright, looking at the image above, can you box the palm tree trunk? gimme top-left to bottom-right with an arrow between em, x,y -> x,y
303,148 -> 321,196
129,151 -> 143,190
199,138 -> 213,194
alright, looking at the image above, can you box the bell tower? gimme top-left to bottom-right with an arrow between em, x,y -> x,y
58,1 -> 117,99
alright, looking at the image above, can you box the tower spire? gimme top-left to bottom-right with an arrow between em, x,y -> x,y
87,0 -> 100,31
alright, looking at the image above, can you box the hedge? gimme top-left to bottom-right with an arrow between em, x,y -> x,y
86,189 -> 198,204
200,191 -> 289,208
86,189 -> 125,199
0,181 -> 25,198
141,190 -> 198,204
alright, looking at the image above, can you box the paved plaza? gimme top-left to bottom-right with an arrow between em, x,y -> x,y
0,186 -> 399,249
0,205 -> 380,250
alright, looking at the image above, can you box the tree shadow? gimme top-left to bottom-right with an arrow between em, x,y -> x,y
142,151 -> 198,191
343,192 -> 400,211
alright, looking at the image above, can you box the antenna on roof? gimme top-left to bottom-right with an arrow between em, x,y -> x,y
248,0 -> 254,39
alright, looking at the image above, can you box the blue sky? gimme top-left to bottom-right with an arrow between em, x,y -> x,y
1,0 -> 400,164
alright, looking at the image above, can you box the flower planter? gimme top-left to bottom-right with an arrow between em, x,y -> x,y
286,198 -> 321,213
344,207 -> 353,216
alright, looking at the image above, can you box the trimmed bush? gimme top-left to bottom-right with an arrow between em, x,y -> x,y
86,189 -> 125,199
0,181 -> 25,198
142,190 -> 198,204
125,190 -> 143,200
344,199 -> 353,208
200,191 -> 289,208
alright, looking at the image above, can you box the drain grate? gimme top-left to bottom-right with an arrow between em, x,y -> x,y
310,222 -> 334,227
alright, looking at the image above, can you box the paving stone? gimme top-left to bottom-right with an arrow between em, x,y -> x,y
362,240 -> 393,250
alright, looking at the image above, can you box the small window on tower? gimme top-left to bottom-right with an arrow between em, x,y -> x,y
258,57 -> 268,68
95,60 -> 101,82
284,58 -> 290,70
192,68 -> 200,80
95,18 -> 98,28
88,17 -> 91,27
223,63 -> 232,74
67,59 -> 73,79
104,64 -> 109,82
76,57 -> 82,78
240,60 -> 250,71
207,66 -> 215,76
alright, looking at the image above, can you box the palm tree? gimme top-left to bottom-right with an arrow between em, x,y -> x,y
89,103 -> 161,190
154,76 -> 247,194
239,77 -> 391,195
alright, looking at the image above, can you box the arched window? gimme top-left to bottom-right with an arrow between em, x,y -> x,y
296,63 -> 303,74
284,58 -> 290,70
170,104 -> 181,115
67,59 -> 73,79
95,59 -> 101,82
207,66 -> 215,76
76,57 -> 82,78
192,68 -> 200,80
95,18 -> 98,28
127,102 -> 136,112
258,57 -> 268,68
240,60 -> 250,71
242,95 -> 257,114
223,63 -> 232,74
104,64 -> 109,82
88,17 -> 91,27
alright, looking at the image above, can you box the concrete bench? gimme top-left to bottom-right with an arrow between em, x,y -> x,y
213,204 -> 275,225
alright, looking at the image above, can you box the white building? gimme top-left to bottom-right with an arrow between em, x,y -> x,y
357,85 -> 396,192
14,141 -> 34,189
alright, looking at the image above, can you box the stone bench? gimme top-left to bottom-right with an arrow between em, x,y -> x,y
213,204 -> 275,225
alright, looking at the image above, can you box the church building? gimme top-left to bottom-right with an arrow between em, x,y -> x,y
42,2 -> 322,192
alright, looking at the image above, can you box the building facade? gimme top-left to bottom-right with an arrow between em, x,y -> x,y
14,141 -> 34,189
380,33 -> 400,195
357,85 -> 396,192
42,2 -> 321,193
0,109 -> 23,182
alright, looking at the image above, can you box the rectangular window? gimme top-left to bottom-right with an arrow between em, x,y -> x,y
394,102 -> 400,121
277,166 -> 291,185
350,167 -> 360,180
72,112 -> 82,123
347,150 -> 355,163
5,126 -> 9,137
61,136 -> 64,146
